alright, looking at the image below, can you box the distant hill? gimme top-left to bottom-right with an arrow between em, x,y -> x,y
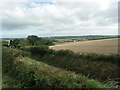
2,35 -> 118,40
2,38 -> 26,40
49,35 -> 118,39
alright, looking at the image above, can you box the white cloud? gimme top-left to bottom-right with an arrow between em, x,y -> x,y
1,1 -> 118,37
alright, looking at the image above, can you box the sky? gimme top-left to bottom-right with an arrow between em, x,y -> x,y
1,0 -> 119,38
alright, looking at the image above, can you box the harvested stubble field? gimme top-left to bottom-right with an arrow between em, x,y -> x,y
50,38 -> 119,54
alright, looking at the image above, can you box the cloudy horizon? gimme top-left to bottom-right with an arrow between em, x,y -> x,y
1,0 -> 119,38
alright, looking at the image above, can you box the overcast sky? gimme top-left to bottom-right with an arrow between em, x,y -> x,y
1,0 -> 119,38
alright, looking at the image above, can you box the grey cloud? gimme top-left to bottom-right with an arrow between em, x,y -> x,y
2,2 -> 118,37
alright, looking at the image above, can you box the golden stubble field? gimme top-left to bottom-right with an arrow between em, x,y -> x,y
50,38 -> 119,54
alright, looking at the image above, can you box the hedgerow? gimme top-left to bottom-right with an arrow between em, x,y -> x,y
24,46 -> 119,82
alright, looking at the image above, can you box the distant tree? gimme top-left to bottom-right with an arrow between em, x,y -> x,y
10,39 -> 20,48
27,35 -> 54,46
20,39 -> 30,46
27,35 -> 40,45
43,39 -> 54,45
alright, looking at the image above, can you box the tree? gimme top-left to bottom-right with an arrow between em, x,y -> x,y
27,35 -> 40,45
43,39 -> 54,45
27,35 -> 54,46
10,39 -> 20,48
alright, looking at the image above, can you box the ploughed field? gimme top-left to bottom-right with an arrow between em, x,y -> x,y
50,38 -> 119,54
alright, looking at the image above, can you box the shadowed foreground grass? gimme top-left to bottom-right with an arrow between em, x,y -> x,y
2,47 -> 105,88
2,73 -> 21,88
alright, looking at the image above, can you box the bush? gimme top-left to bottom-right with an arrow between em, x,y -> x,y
29,45 -> 54,56
56,50 -> 75,57
79,53 -> 119,64
2,41 -> 9,47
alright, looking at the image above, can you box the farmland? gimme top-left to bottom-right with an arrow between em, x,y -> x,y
50,38 -> 119,54
2,36 -> 120,89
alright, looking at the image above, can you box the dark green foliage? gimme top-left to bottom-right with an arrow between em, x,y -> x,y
2,47 -> 103,88
27,35 -> 54,46
26,46 -> 119,82
43,39 -> 54,45
10,39 -> 20,48
27,35 -> 40,45
2,41 -> 9,47
56,50 -> 74,57
9,39 -> 30,48
78,53 -> 120,64
29,45 -> 54,56
7,35 -> 54,49
2,73 -> 22,88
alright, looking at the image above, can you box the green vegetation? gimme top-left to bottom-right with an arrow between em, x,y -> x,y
2,47 -> 104,88
10,39 -> 21,48
2,41 -> 9,47
22,46 -> 119,83
54,38 -> 74,42
27,35 -> 54,46
8,35 -> 54,48
2,35 -> 119,88
2,73 -> 21,88
53,35 -> 118,43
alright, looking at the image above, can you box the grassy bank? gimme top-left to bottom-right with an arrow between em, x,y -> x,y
2,73 -> 22,88
2,47 -> 105,88
22,46 -> 119,82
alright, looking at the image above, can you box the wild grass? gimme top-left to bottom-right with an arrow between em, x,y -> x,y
2,73 -> 22,88
24,46 -> 119,83
2,47 -> 104,88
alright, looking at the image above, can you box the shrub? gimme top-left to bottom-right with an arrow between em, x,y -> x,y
29,45 -> 54,56
56,50 -> 75,57
2,41 -> 9,47
79,53 -> 119,64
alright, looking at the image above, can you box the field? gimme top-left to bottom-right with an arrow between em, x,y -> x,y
2,36 -> 119,88
50,38 -> 119,54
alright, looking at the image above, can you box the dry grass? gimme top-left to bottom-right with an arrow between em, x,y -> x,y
50,38 -> 119,54
3,40 -> 10,42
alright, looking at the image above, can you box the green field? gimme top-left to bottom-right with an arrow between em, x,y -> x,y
54,38 -> 87,43
53,36 -> 118,43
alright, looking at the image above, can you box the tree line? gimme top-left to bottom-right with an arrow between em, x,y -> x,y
3,35 -> 54,48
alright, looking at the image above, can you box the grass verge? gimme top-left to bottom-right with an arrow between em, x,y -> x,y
2,47 -> 104,88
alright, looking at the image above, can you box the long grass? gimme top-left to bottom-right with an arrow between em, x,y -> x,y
23,46 -> 119,82
2,47 -> 105,88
